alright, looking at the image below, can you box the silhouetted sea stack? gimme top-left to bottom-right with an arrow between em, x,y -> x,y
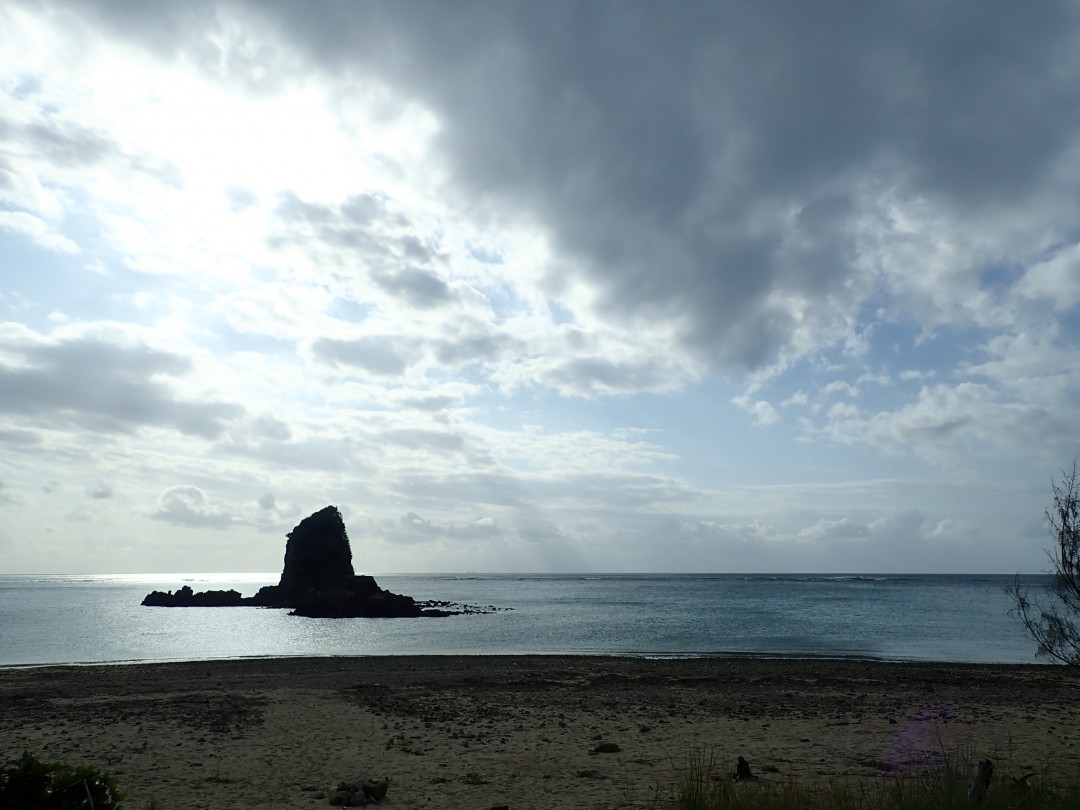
142,505 -> 469,617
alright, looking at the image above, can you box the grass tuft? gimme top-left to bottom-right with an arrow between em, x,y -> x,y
661,747 -> 1080,810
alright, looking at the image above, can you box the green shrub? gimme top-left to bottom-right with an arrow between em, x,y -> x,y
0,750 -> 126,809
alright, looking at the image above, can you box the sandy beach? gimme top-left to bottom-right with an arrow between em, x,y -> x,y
1,656 -> 1077,809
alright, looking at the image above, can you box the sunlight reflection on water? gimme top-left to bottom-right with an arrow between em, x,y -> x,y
0,573 -> 1044,666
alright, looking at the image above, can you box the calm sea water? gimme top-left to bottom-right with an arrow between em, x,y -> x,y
0,573 -> 1047,667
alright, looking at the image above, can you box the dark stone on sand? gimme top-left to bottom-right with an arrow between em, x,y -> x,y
142,505 -> 474,618
329,788 -> 354,806
972,759 -> 993,806
360,778 -> 389,801
734,756 -> 759,782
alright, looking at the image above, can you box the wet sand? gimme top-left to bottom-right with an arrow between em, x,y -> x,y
1,656 -> 1077,809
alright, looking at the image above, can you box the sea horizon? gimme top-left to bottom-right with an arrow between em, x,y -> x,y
0,572 -> 1048,669
2,570 -> 1049,579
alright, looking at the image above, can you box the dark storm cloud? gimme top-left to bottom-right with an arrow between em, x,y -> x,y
239,0 -> 1080,367
0,334 -> 244,437
38,0 -> 1080,370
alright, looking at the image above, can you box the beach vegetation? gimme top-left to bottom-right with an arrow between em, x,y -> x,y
661,747 -> 1080,810
1010,458 -> 1080,666
0,750 -> 126,809
856,759 -> 890,772
204,767 -> 236,784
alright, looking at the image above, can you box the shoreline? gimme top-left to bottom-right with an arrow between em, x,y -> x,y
0,648 -> 1052,671
2,656 -> 1076,809
0,654 -> 1051,672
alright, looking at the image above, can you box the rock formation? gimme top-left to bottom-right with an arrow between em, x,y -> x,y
142,505 -> 459,617
262,505 -> 356,601
141,585 -> 246,607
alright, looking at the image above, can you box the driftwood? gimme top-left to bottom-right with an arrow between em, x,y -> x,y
971,759 -> 993,805
734,756 -> 759,782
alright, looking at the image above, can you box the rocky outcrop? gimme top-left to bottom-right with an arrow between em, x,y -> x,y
142,505 -> 465,617
248,506 -> 427,617
141,586 -> 246,607
267,505 -> 357,599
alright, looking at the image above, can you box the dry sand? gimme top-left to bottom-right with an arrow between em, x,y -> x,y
1,656 -> 1077,809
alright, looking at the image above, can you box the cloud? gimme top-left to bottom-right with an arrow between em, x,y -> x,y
392,510 -> 500,545
150,485 -> 235,528
89,481 -> 113,499
798,517 -> 871,542
18,118 -> 117,169
536,355 -> 694,399
311,336 -> 420,376
371,267 -> 452,309
66,503 -> 109,523
1,1 -> 1078,577
815,382 -> 1075,467
215,0 -> 1079,373
22,0 -> 1071,405
733,396 -> 780,427
0,427 -> 42,446
0,327 -> 245,438
0,211 -> 79,253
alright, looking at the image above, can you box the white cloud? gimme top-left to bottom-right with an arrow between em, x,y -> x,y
151,485 -> 235,529
0,211 -> 79,253
817,382 -> 1076,468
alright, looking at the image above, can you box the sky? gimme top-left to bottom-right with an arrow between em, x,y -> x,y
1,1 -> 1079,575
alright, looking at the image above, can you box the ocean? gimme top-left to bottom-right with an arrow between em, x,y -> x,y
0,573 -> 1047,667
